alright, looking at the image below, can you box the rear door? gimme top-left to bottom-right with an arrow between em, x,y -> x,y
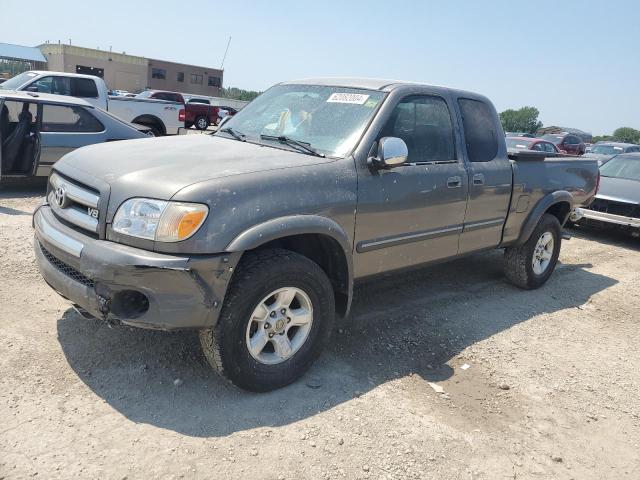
38,103 -> 106,176
456,98 -> 513,254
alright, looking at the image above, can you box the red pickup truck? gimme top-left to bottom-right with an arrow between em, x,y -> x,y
185,98 -> 220,130
136,90 -> 218,131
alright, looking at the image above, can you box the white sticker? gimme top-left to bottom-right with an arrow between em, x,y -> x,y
326,93 -> 370,105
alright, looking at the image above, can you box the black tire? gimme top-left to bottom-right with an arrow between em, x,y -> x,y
195,116 -> 209,131
200,248 -> 335,392
504,213 -> 562,289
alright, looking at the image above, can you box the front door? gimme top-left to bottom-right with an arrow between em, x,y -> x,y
38,103 -> 106,177
354,93 -> 469,277
0,98 -> 39,179
455,98 -> 512,254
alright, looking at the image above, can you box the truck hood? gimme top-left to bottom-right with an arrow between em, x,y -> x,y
55,134 -> 332,199
596,176 -> 640,205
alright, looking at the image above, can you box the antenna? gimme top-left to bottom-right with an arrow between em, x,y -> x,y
220,36 -> 232,70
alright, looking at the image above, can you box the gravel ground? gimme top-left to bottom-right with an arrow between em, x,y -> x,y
1,185 -> 639,480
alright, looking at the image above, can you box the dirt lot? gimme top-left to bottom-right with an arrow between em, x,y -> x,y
1,184 -> 639,480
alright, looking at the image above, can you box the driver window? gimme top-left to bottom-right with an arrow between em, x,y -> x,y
41,104 -> 104,133
31,76 -> 71,96
380,95 -> 456,162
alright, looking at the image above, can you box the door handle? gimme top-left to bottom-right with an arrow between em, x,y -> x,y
447,176 -> 462,188
473,173 -> 485,185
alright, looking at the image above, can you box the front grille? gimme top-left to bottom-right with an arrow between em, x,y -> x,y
49,173 -> 101,236
39,242 -> 95,288
587,198 -> 639,218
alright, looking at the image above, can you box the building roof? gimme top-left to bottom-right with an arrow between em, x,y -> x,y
0,43 -> 46,63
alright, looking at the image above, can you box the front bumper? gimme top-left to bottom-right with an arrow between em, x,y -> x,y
33,205 -> 241,330
574,207 -> 640,228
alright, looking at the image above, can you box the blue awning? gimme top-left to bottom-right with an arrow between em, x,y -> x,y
0,43 -> 47,63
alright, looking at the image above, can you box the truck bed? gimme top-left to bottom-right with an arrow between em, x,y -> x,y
501,153 -> 599,244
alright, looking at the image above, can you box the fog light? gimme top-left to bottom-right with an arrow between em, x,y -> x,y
110,290 -> 149,319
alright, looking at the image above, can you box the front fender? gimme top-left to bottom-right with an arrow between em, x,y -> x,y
514,191 -> 573,246
225,215 -> 354,315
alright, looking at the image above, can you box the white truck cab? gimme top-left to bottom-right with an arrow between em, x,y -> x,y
0,71 -> 184,136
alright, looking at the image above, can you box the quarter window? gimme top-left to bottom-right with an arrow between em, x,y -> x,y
41,104 -> 104,133
379,95 -> 456,162
71,78 -> 98,98
458,98 -> 499,162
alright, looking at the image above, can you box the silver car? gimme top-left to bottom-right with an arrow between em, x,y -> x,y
1,90 -> 149,181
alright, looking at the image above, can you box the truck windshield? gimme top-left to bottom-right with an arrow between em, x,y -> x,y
218,84 -> 385,157
591,145 -> 624,155
599,156 -> 640,182
0,71 -> 38,90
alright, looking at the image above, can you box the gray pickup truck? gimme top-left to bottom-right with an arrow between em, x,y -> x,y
33,78 -> 599,391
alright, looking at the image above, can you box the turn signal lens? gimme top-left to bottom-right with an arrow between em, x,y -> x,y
155,202 -> 209,242
178,210 -> 207,239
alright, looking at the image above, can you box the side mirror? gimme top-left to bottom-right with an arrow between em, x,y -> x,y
26,85 -> 38,92
369,137 -> 408,169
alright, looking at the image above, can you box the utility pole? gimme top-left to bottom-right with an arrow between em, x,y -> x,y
220,36 -> 232,70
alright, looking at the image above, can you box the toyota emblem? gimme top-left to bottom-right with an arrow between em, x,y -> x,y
53,186 -> 67,208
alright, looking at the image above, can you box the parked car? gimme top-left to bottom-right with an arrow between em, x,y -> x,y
184,97 -> 219,130
583,142 -> 640,166
571,153 -> 640,236
0,90 -> 149,181
506,136 -> 559,154
541,133 -> 586,155
0,71 -> 184,136
33,78 -> 599,391
136,90 -> 185,104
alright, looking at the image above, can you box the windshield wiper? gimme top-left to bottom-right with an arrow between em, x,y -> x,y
218,127 -> 246,141
259,135 -> 325,157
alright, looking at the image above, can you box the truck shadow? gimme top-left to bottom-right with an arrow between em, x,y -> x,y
568,224 -> 640,252
56,250 -> 616,437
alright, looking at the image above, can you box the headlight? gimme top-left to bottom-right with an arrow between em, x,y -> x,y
112,198 -> 208,242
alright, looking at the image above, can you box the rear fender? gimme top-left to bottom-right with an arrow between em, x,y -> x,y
513,191 -> 573,246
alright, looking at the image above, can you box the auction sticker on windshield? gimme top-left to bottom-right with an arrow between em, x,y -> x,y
326,93 -> 370,104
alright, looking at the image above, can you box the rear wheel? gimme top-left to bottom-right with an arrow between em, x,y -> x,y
200,249 -> 335,392
195,116 -> 209,130
504,213 -> 562,289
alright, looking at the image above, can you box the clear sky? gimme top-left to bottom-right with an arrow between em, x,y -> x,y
2,0 -> 638,134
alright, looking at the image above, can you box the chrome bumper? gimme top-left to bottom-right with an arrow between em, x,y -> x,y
574,207 -> 640,228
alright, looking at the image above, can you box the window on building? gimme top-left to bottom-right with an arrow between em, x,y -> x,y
191,74 -> 203,85
152,68 -> 167,80
41,104 -> 104,133
177,72 -> 184,82
76,65 -> 104,78
208,76 -> 221,87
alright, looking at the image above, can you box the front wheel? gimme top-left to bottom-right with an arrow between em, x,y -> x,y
200,249 -> 335,392
504,213 -> 562,289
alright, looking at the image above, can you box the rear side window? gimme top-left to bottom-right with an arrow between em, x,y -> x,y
71,78 -> 98,98
41,104 -> 104,132
458,98 -> 499,162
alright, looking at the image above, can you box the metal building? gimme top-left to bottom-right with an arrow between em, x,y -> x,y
0,43 -> 47,81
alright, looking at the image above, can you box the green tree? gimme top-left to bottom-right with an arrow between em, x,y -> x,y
612,127 -> 640,144
499,106 -> 543,134
220,87 -> 261,102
